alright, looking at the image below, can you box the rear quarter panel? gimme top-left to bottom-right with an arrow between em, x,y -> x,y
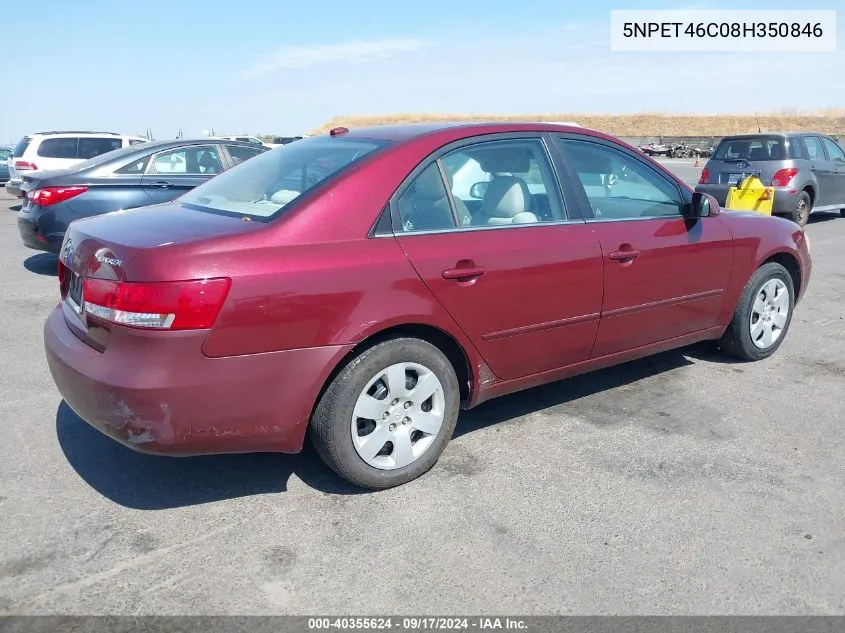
715,212 -> 810,326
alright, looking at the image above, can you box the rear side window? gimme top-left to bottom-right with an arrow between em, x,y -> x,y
78,137 -> 122,159
227,144 -> 264,166
713,136 -> 787,161
12,137 -> 31,157
178,137 -> 387,220
151,145 -> 223,175
115,155 -> 151,174
37,137 -> 78,159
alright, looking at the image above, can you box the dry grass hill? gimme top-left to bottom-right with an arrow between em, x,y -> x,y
310,109 -> 845,137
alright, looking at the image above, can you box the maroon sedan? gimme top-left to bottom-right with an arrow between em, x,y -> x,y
44,122 -> 812,489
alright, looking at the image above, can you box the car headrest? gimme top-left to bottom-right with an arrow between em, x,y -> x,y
470,147 -> 532,173
480,175 -> 531,218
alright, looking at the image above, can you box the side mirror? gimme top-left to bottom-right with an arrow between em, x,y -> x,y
469,182 -> 489,199
687,191 -> 720,218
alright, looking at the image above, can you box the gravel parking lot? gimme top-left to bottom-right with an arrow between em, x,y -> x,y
1,162 -> 844,615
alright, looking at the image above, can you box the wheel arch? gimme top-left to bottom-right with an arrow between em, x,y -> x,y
762,250 -> 802,301
311,322 -> 476,423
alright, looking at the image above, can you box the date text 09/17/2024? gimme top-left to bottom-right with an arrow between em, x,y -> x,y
307,617 -> 528,630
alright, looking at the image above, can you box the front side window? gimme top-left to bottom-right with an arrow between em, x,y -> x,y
178,136 -> 387,220
821,137 -> 845,163
152,145 -> 222,175
802,136 -> 825,160
561,138 -> 683,220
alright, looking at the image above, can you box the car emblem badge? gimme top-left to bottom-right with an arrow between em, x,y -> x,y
736,160 -> 750,169
63,238 -> 75,268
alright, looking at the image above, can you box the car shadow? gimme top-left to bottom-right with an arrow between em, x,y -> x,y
56,341 -> 737,510
8,203 -> 21,212
808,212 -> 840,224
56,401 -> 366,510
23,253 -> 58,276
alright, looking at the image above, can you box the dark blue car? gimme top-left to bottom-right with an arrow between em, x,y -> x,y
17,138 -> 267,253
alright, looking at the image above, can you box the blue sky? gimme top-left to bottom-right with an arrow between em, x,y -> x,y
1,0 -> 842,143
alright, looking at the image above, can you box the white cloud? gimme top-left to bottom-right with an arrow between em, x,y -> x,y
243,38 -> 432,77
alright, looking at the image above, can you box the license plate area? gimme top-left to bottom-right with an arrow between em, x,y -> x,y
67,273 -> 84,314
727,173 -> 746,185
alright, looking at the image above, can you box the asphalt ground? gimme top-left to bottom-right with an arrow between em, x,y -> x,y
1,163 -> 843,615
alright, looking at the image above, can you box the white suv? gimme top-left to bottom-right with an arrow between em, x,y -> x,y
5,131 -> 149,197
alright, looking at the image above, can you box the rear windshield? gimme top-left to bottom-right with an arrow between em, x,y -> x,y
12,137 -> 32,158
713,136 -> 792,161
178,136 -> 388,221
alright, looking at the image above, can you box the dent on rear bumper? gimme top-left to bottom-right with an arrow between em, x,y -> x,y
43,307 -> 353,456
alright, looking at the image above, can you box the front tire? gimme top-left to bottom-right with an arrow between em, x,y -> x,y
718,262 -> 795,361
309,337 -> 460,489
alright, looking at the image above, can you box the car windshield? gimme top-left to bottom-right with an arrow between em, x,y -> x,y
0,148 -> 11,160
178,136 -> 388,220
713,136 -> 788,161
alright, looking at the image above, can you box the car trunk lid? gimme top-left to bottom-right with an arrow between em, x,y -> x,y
58,202 -> 264,350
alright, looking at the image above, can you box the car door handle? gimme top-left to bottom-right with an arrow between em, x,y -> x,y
442,266 -> 486,280
149,180 -> 173,189
609,249 -> 640,261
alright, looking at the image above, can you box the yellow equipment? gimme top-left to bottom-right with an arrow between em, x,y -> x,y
725,174 -> 774,215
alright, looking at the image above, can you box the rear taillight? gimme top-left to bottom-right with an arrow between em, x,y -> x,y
81,277 -> 231,330
771,168 -> 799,187
57,260 -> 69,297
29,186 -> 88,207
14,160 -> 37,171
698,167 -> 710,184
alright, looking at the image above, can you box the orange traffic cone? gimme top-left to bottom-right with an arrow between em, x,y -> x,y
694,157 -> 700,167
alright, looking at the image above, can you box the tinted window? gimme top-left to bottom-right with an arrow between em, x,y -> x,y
178,137 -> 386,220
152,145 -> 222,175
561,139 -> 682,220
713,136 -> 787,161
78,137 -> 122,159
821,137 -> 845,162
37,138 -> 78,159
115,155 -> 151,174
397,163 -> 455,232
227,145 -> 264,166
12,137 -> 31,158
802,136 -> 825,160
439,138 -> 565,226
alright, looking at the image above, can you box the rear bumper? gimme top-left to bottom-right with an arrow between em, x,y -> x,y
695,183 -> 801,214
17,213 -> 61,253
44,305 -> 353,456
5,180 -> 22,198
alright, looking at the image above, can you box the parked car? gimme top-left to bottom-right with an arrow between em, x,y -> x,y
45,122 -> 812,490
5,131 -> 149,198
695,132 -> 845,226
0,146 -> 11,183
216,135 -> 272,149
17,138 -> 267,253
268,135 -> 305,147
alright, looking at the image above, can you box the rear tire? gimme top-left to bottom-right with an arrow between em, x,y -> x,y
786,191 -> 811,226
309,337 -> 460,489
718,262 -> 795,361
